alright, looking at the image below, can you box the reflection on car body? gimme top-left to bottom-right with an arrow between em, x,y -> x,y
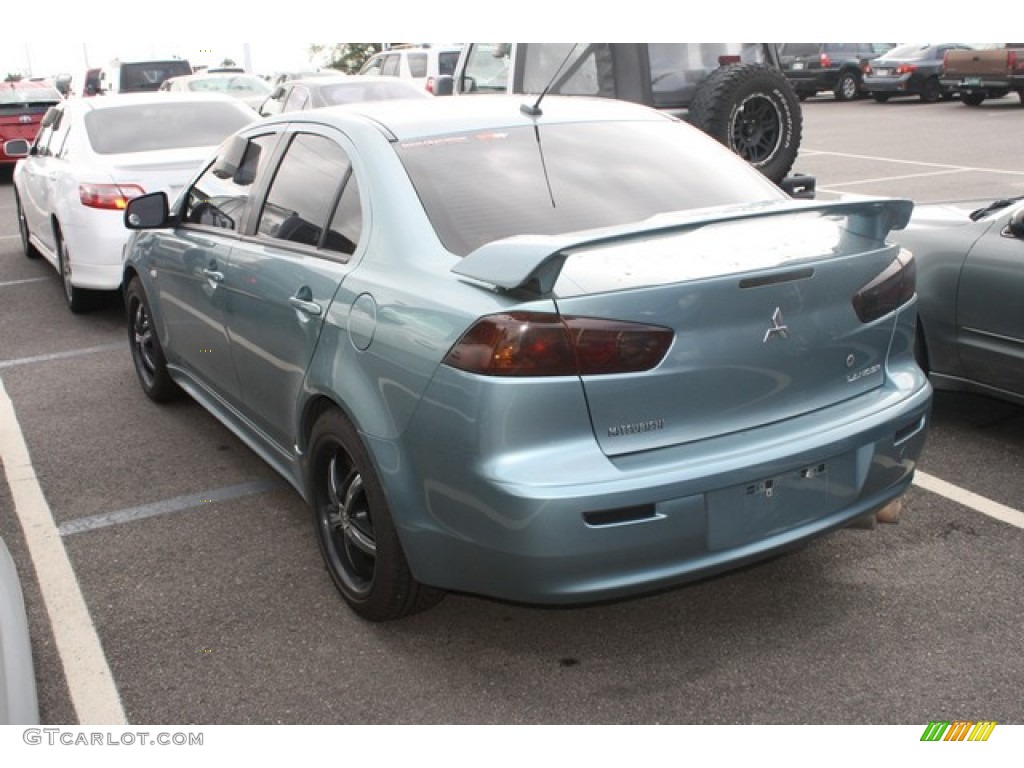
121,96 -> 931,621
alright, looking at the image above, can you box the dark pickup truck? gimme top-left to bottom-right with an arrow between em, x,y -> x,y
941,45 -> 1024,105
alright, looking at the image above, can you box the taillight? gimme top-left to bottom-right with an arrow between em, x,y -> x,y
443,312 -> 673,376
78,183 -> 145,210
425,77 -> 435,93
895,63 -> 917,75
1010,52 -> 1021,71
820,53 -> 832,68
852,249 -> 916,323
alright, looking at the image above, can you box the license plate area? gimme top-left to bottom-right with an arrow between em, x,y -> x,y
707,452 -> 858,551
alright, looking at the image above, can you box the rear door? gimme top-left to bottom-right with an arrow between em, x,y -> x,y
551,210 -> 906,456
221,127 -> 362,451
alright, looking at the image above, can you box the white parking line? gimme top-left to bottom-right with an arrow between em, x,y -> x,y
0,343 -> 124,370
0,277 -> 50,288
802,148 -> 1024,176
914,471 -> 1024,529
0,378 -> 126,725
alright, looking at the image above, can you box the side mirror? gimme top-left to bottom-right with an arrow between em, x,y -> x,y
2,139 -> 31,159
1008,208 -> 1024,239
125,192 -> 170,229
432,74 -> 454,96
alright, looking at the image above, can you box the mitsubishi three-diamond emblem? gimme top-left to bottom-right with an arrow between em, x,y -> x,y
763,307 -> 789,343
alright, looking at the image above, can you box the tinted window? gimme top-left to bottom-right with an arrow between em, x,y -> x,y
257,133 -> 361,255
118,60 -> 192,92
396,121 -> 783,256
438,51 -> 460,76
84,102 -> 254,154
185,134 -> 277,230
781,43 -> 822,57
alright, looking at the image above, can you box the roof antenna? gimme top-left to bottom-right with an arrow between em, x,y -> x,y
520,43 -> 580,117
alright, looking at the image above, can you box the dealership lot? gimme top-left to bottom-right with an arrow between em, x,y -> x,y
1,94 -> 1023,725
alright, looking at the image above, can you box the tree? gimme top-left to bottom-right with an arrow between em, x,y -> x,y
5,73 -> 24,83
309,44 -> 383,74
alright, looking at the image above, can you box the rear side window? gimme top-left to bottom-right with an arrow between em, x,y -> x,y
407,53 -> 428,78
438,51 -> 460,76
257,133 -> 362,256
396,120 -> 783,256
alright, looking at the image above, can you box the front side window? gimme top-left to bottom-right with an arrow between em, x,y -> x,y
381,54 -> 401,77
257,132 -> 362,256
184,134 -> 276,230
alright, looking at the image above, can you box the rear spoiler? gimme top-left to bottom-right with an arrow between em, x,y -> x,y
452,197 -> 913,294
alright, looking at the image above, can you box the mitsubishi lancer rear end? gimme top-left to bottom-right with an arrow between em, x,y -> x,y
366,96 -> 933,608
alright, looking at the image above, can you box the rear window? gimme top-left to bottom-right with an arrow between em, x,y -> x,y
118,60 -> 192,92
395,120 -> 784,256
84,102 -> 253,154
780,44 -> 822,57
0,85 -> 62,107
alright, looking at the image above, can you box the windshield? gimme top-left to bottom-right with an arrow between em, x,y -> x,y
396,120 -> 784,256
84,102 -> 254,154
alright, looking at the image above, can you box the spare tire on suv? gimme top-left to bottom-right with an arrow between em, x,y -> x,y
687,62 -> 801,184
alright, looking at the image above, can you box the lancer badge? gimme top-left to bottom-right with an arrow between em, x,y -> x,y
763,307 -> 789,343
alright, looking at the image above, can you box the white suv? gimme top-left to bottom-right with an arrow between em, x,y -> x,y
358,44 -> 462,93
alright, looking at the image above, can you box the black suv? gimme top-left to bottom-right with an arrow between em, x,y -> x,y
779,43 -> 894,101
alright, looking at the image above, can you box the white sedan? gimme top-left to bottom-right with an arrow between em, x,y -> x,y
5,92 -> 256,312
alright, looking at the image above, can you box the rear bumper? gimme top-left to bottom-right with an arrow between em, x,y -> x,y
387,356 -> 933,605
62,210 -> 129,290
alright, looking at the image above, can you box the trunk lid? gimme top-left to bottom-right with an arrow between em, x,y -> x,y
456,199 -> 913,456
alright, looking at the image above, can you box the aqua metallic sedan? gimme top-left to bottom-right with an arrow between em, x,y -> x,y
121,96 -> 932,621
893,196 -> 1024,406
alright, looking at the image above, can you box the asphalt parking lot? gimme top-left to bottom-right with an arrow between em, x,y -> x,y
1,93 -> 1023,728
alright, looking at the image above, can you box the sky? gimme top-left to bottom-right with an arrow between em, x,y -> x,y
3,1 -> 1010,80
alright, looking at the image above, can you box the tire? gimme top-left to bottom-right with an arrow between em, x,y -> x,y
688,63 -> 802,185
309,408 -> 444,621
873,94 -> 890,103
920,77 -> 941,103
960,92 -> 985,106
14,192 -> 39,259
125,277 -> 181,402
56,228 -> 93,313
834,70 -> 861,101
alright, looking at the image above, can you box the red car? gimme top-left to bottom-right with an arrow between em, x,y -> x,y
0,80 -> 63,166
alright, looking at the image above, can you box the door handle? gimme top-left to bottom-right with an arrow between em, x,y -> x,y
201,268 -> 224,282
289,296 -> 322,317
